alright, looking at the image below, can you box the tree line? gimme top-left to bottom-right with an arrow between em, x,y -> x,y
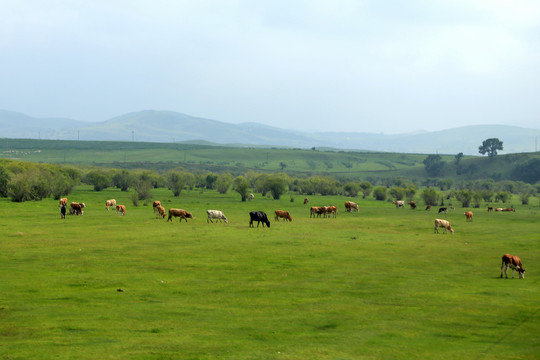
0,159 -> 538,207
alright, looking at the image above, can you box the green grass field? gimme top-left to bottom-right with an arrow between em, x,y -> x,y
1,187 -> 538,359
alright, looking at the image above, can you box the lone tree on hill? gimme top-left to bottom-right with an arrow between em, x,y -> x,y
479,138 -> 503,157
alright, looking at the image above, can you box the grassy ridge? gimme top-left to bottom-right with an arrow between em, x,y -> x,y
1,187 -> 538,359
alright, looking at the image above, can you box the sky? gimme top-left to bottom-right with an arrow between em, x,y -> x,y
1,0 -> 539,134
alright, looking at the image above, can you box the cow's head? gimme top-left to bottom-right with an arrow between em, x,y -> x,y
518,268 -> 526,279
265,220 -> 271,228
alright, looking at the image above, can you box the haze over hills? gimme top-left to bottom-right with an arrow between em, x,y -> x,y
1,109 -> 539,155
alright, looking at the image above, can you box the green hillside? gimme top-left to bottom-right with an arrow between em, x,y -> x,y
1,138 -> 539,183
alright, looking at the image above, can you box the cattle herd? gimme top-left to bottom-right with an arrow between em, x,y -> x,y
57,196 -> 526,279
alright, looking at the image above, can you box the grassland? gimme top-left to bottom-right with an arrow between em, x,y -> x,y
1,186 -> 538,359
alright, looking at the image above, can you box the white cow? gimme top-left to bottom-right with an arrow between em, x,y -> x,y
206,210 -> 228,224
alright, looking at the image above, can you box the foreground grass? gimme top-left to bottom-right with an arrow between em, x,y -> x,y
1,187 -> 539,359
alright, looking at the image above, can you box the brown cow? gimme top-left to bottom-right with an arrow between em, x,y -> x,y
156,205 -> 166,219
274,210 -> 292,222
501,208 -> 515,212
345,201 -> 359,212
59,197 -> 68,207
116,204 -> 126,216
501,254 -> 525,279
487,206 -> 493,212
327,205 -> 337,218
69,202 -> 85,216
464,211 -> 473,221
409,201 -> 417,209
167,208 -> 193,222
303,197 -> 309,205
153,201 -> 161,214
425,205 -> 431,211
106,199 -> 116,211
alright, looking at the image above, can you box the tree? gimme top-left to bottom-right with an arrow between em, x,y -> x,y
358,181 -> 372,199
373,186 -> 387,201
420,188 -> 438,206
0,166 -> 10,197
112,170 -> 134,191
456,189 -> 473,207
512,159 -> 540,184
454,152 -> 464,165
216,173 -> 232,194
478,138 -> 503,157
388,187 -> 405,200
233,176 -> 250,201
264,173 -> 289,200
423,155 -> 445,176
343,182 -> 360,197
85,170 -> 111,191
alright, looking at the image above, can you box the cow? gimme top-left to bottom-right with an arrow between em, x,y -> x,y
303,197 -> 309,205
438,207 -> 447,214
434,218 -> 454,234
69,202 -> 85,216
495,208 -> 503,212
310,206 -> 319,218
274,210 -> 292,222
425,205 -> 431,211
153,201 -> 161,214
487,206 -> 493,212
392,200 -> 405,208
105,199 -> 116,211
502,208 -> 515,212
167,208 -> 193,222
501,254 -> 525,279
464,211 -> 473,221
409,201 -> 417,209
59,197 -> 68,207
155,205 -> 166,219
248,194 -> 255,201
345,201 -> 359,212
249,211 -> 270,228
313,206 -> 328,218
116,204 -> 126,216
207,210 -> 228,223
327,205 -> 337,218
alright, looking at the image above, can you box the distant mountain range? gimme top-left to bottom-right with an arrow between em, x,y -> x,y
1,109 -> 539,155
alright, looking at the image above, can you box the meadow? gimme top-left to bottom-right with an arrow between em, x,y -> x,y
1,186 -> 538,359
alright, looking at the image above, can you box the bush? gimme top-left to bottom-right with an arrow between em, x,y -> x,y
421,188 -> 438,206
373,186 -> 387,201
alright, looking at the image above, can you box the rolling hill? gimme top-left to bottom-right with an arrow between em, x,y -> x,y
1,109 -> 539,155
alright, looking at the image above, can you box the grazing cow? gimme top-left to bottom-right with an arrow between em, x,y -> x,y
310,206 -> 319,218
502,208 -> 515,212
105,199 -> 116,211
434,218 -> 454,234
69,202 -> 85,216
116,204 -> 126,216
449,206 -> 455,210
248,194 -> 255,201
207,210 -> 228,223
315,206 -> 328,218
345,201 -> 359,212
59,197 -> 68,207
409,201 -> 417,209
425,205 -> 432,211
487,206 -> 493,212
274,210 -> 292,222
167,208 -> 193,222
392,200 -> 405,208
327,205 -> 338,218
501,254 -> 525,279
464,211 -> 473,221
303,197 -> 309,205
153,201 -> 161,214
155,205 -> 166,219
249,211 -> 270,228
438,207 -> 447,214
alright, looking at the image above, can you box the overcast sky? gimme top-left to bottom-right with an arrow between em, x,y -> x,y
1,0 -> 539,134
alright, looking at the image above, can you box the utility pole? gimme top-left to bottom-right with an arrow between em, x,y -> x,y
132,130 -> 134,142
78,130 -> 80,141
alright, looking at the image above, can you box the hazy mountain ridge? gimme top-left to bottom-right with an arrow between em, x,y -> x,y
1,109 -> 539,155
